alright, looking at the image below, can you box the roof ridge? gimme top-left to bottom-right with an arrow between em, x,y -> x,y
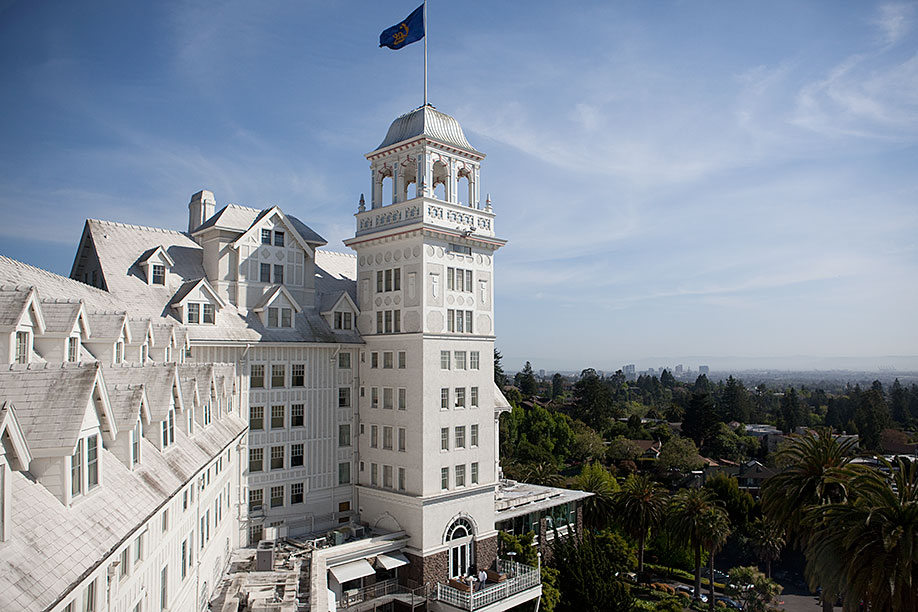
317,249 -> 356,259
0,256 -> 113,296
226,203 -> 262,213
88,218 -> 188,237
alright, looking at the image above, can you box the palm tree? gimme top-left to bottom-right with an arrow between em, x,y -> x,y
748,518 -> 784,578
668,487 -> 717,598
520,461 -> 564,487
614,473 -> 668,574
761,428 -> 862,612
700,506 -> 731,611
575,462 -> 618,530
804,457 -> 918,612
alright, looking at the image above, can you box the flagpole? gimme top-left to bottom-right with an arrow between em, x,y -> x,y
423,0 -> 428,106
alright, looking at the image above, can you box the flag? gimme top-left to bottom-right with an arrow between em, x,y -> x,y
379,4 -> 424,50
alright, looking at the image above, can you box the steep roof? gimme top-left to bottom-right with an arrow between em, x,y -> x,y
194,203 -> 326,246
40,300 -> 89,336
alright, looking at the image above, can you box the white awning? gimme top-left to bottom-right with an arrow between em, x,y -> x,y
329,559 -> 375,583
375,552 -> 409,570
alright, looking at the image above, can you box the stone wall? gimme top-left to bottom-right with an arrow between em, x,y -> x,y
402,549 -> 449,589
476,535 -> 498,571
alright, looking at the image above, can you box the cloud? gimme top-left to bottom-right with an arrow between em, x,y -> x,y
873,3 -> 915,45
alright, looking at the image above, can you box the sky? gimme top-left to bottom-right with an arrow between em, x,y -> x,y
1,1 -> 917,372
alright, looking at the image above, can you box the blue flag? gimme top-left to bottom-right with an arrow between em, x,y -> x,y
379,4 -> 424,50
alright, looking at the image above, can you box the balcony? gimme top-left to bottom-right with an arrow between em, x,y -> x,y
338,578 -> 427,610
434,559 -> 541,612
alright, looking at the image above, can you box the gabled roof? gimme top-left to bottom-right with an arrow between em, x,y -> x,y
315,250 -> 357,305
106,385 -> 151,432
0,364 -> 117,454
318,290 -> 358,316
127,318 -> 154,347
494,383 -> 512,414
194,203 -> 326,246
39,300 -> 91,337
102,364 -> 183,422
179,377 -> 199,411
229,206 -> 323,255
0,287 -> 46,333
252,284 -> 303,313
0,401 -> 32,469
136,245 -> 175,267
168,277 -> 227,309
151,323 -> 177,349
86,312 -> 131,343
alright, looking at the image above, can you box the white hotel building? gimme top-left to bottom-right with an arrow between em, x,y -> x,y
0,105 -> 585,612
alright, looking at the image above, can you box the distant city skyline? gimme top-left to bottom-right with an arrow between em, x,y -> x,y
1,1 -> 916,370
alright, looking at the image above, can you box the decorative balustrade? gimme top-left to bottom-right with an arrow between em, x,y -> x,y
337,579 -> 427,609
356,198 -> 494,236
435,559 -> 540,610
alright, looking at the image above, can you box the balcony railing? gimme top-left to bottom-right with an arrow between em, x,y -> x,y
435,559 -> 541,610
338,578 -> 427,609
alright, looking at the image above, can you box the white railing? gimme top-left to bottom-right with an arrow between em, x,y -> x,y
435,559 -> 540,610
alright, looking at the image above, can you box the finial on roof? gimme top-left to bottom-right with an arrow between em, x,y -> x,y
358,194 -> 366,213
485,193 -> 492,212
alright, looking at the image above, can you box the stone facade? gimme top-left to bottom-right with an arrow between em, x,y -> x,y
476,535 -> 498,572
403,549 -> 449,589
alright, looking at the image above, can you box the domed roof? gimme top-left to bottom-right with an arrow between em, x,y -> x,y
374,105 -> 481,155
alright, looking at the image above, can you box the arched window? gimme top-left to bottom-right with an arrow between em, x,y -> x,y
445,517 -> 475,577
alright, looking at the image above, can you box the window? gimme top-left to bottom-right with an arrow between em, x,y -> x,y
334,312 -> 353,330
471,424 -> 479,447
71,439 -> 83,496
371,352 -> 379,368
398,427 -> 406,452
371,387 -> 379,408
338,462 -> 350,484
249,488 -> 263,511
271,405 -> 285,428
455,464 -> 466,487
161,509 -> 169,533
455,387 -> 466,408
273,264 -> 284,284
455,351 -> 466,370
274,231 -> 285,247
87,435 -> 99,489
260,263 -> 271,282
292,404 -> 304,427
376,270 -> 383,293
398,388 -> 407,411
441,467 -> 449,490
160,566 -> 168,610
132,421 -> 141,466
187,303 -> 200,324
291,482 -> 304,504
162,407 -> 175,447
377,268 -> 401,292
441,427 -> 449,451
338,424 -> 351,447
338,387 -> 350,408
14,331 -> 29,364
383,426 -> 393,450
120,547 -> 129,579
440,388 -> 449,410
270,446 -> 284,470
270,485 -> 284,508
383,351 -> 394,368
398,467 -> 406,491
268,307 -> 278,327
249,448 -> 263,472
291,443 -> 303,467
370,425 -> 378,448
383,465 -> 393,488
371,463 -> 378,485
134,535 -> 144,562
471,387 -> 479,408
471,462 -> 479,484
84,579 -> 96,612
291,364 -> 304,387
447,267 -> 473,292
376,309 -> 401,333
383,387 -> 393,410
447,310 -> 473,333
398,351 -> 406,369
261,229 -> 271,244
449,243 -> 472,255
152,264 -> 165,285
338,352 -> 351,369
250,364 -> 264,388
281,307 -> 291,327
68,336 -> 80,362
441,351 -> 450,370
115,340 -> 124,364
181,539 -> 188,580
455,426 -> 466,449
271,365 -> 285,387
249,406 -> 264,430
183,489 -> 188,510
202,303 -> 215,324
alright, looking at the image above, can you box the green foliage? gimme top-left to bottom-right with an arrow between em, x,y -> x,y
501,403 -> 573,466
667,488 -> 719,596
702,423 -> 758,463
778,387 -> 805,433
648,530 -> 702,572
553,531 -> 636,612
517,361 -> 538,396
653,598 -> 686,612
498,531 -> 538,567
747,518 -> 784,578
702,473 -> 754,534
573,368 -> 617,432
569,420 -> 606,463
595,529 -> 638,573
615,473 -> 669,572
575,462 -> 619,529
854,386 -> 889,450
607,435 -> 642,463
541,566 -> 561,612
682,392 -> 719,448
494,348 -> 509,387
726,566 -> 783,612
720,376 -> 751,423
552,373 -> 564,399
657,437 -> 703,474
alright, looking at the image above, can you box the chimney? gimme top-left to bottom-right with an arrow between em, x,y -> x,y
188,190 -> 216,233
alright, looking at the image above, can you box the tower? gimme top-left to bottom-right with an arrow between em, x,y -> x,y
344,105 -> 506,585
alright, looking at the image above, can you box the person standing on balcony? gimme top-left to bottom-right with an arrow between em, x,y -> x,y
478,568 -> 487,591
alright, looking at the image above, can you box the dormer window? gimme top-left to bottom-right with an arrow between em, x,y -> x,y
187,303 -> 199,324
131,421 -> 142,466
115,341 -> 124,364
203,403 -> 212,426
162,405 -> 175,448
274,231 -> 285,247
71,440 -> 82,496
267,307 -> 293,328
70,434 -> 100,499
15,331 -> 29,364
334,312 -> 353,330
261,229 -> 271,244
87,435 -> 99,488
140,343 -> 148,363
202,304 -> 215,324
68,336 -> 80,362
151,264 -> 166,285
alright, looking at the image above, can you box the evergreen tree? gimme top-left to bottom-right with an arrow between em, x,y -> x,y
551,372 -> 564,399
494,349 -> 509,387
660,368 -> 676,389
682,391 -> 719,448
778,387 -> 804,433
721,376 -> 751,423
854,387 -> 888,450
573,369 -> 615,431
890,379 -> 909,425
553,531 -> 635,612
518,361 -> 537,396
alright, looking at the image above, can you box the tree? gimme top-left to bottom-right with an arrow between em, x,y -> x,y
657,437 -> 703,474
761,429 -> 862,612
778,387 -> 805,433
747,518 -> 784,578
720,376 -> 750,423
552,373 -> 564,399
804,457 -> 918,612
518,361 -> 538,396
615,473 -> 669,574
575,462 -> 619,530
606,436 -> 642,464
569,420 -> 606,463
552,531 -> 635,612
540,566 -> 561,612
494,349 -> 509,387
668,488 -> 718,598
854,386 -> 889,450
727,566 -> 783,612
573,369 -> 615,431
682,391 -> 719,448
659,369 -> 675,389
703,472 -> 754,535
890,378 -> 909,425
498,531 -> 538,566
700,506 -> 731,611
